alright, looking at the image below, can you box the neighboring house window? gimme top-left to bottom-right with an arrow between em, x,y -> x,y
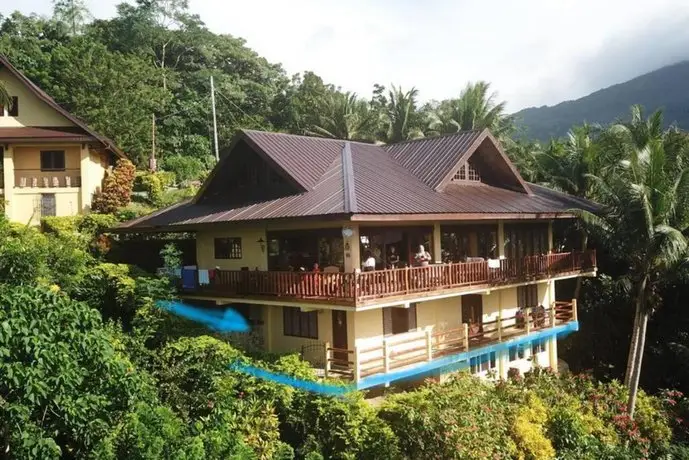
517,284 -> 539,309
40,194 -> 56,217
40,150 -> 66,171
470,351 -> 496,374
532,338 -> 547,355
214,237 -> 242,259
283,306 -> 318,339
383,304 -> 417,336
509,344 -> 526,361
8,96 -> 18,117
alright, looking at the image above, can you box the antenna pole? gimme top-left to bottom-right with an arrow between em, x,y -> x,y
149,113 -> 157,172
210,75 -> 220,161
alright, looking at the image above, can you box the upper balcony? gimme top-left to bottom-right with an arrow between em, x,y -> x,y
182,250 -> 596,307
14,168 -> 81,189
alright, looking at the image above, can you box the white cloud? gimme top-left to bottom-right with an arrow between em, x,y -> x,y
3,0 -> 689,111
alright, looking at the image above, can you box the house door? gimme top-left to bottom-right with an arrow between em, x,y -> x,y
40,194 -> 56,218
462,294 -> 483,331
332,310 -> 348,362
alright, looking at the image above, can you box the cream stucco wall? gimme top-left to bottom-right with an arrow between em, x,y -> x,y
3,145 -> 107,223
263,305 -> 333,353
11,188 -> 81,225
196,227 -> 269,270
0,68 -> 74,128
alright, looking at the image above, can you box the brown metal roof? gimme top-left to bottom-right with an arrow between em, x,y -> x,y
0,127 -> 96,142
117,130 -> 598,231
0,55 -> 126,158
384,129 -> 485,189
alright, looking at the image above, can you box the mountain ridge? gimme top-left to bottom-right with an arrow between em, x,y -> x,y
513,60 -> 689,140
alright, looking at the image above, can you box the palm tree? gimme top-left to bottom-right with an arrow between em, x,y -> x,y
578,110 -> 689,417
379,85 -> 425,144
428,81 -> 513,137
307,92 -> 377,141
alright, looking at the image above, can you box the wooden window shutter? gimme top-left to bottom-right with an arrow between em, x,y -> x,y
383,307 -> 393,335
408,303 -> 417,331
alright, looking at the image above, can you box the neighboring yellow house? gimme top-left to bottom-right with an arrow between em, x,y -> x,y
0,55 -> 126,224
118,129 -> 598,390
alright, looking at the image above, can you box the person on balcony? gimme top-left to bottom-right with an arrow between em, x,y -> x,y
387,246 -> 400,269
414,245 -> 432,267
362,251 -> 376,272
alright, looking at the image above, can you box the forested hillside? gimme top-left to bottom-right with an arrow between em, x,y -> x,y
514,61 -> 689,140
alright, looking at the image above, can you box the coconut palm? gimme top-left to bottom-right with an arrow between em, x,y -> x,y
307,91 -> 377,141
428,81 -> 513,137
577,110 -> 689,417
379,85 -> 425,144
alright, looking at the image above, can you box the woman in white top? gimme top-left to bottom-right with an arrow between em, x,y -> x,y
362,251 -> 376,272
414,245 -> 432,267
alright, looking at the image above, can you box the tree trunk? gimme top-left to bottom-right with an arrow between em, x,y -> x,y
627,309 -> 650,418
624,306 -> 641,386
573,230 -> 588,301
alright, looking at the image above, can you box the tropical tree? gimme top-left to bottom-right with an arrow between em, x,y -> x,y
428,81 -> 513,137
307,91 -> 377,141
376,85 -> 425,143
578,109 -> 689,417
53,0 -> 91,35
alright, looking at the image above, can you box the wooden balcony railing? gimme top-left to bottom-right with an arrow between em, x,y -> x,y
325,300 -> 578,382
187,250 -> 596,305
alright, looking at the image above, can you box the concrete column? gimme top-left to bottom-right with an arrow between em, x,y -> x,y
499,350 -> 508,380
3,145 -> 14,220
343,224 -> 360,272
263,305 -> 273,352
432,222 -> 442,263
549,336 -> 559,372
79,145 -> 91,212
497,220 -> 505,257
547,220 -> 554,253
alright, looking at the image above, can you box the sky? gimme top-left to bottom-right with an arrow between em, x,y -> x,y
3,0 -> 689,112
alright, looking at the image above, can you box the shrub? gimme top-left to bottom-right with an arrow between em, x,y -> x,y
163,155 -> 206,183
138,172 -> 164,206
0,285 -> 154,457
40,215 -> 80,237
71,263 -> 140,325
92,158 -> 136,213
512,395 -> 556,459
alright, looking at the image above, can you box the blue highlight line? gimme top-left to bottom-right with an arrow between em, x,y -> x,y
156,300 -> 250,333
156,299 -> 579,395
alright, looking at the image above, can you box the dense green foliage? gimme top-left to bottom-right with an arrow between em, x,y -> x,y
514,61 -> 689,140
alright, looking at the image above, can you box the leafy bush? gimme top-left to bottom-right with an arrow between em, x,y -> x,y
0,285 -> 154,458
512,395 -> 555,459
138,172 -> 164,206
163,155 -> 207,183
92,158 -> 136,213
40,215 -> 80,237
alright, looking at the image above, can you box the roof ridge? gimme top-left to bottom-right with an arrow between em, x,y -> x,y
383,129 -> 486,148
341,141 -> 358,213
241,129 -> 376,146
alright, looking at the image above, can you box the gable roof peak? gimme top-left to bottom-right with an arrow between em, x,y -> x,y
0,54 -> 126,159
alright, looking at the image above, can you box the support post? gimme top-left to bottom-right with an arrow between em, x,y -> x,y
383,339 -> 390,374
550,303 -> 556,328
547,220 -> 554,254
463,323 -> 469,351
497,309 -> 503,342
497,220 -> 505,258
3,146 -> 14,220
572,298 -> 578,322
79,144 -> 91,212
525,307 -> 531,335
425,329 -> 433,361
432,222 -> 442,263
353,346 -> 361,382
324,342 -> 331,378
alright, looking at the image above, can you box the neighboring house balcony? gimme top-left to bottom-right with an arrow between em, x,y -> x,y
325,300 -> 578,388
14,168 -> 81,189
181,250 -> 596,307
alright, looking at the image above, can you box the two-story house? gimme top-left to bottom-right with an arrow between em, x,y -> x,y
0,55 -> 125,224
118,129 -> 597,390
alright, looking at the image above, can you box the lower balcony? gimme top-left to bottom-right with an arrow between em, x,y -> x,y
181,250 -> 596,306
326,300 -> 578,388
